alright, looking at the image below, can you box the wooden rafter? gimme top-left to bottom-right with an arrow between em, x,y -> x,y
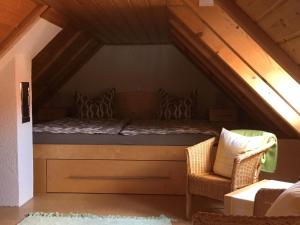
0,4 -> 48,59
167,6 -> 299,137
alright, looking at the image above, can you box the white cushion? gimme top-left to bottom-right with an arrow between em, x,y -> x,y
213,128 -> 265,178
266,181 -> 300,216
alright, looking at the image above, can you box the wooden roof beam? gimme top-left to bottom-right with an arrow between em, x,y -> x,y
169,17 -> 299,137
183,0 -> 300,113
218,0 -> 300,80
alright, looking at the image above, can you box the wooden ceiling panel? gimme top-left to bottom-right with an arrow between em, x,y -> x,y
281,36 -> 300,65
258,0 -> 300,43
0,0 -> 38,43
42,0 -> 170,44
235,0 -> 285,22
234,0 -> 300,67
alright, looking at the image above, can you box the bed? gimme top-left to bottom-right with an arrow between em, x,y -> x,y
33,118 -> 220,145
33,91 -> 237,195
33,117 -> 235,195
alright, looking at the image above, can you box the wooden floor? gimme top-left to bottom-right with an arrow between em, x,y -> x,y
0,193 -> 223,225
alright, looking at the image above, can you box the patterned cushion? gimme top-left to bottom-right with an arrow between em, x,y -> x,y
75,89 -> 116,119
157,89 -> 198,120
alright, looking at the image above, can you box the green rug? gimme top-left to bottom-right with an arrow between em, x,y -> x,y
18,212 -> 172,225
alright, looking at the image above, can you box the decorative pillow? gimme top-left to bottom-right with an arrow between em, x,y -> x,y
74,88 -> 116,120
157,89 -> 197,120
213,128 -> 265,178
266,181 -> 300,216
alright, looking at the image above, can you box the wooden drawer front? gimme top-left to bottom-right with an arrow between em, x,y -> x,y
47,160 -> 186,194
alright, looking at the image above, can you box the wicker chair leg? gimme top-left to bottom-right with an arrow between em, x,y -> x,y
186,191 -> 192,219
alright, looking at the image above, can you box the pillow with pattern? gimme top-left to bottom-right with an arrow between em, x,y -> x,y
157,89 -> 198,120
74,88 -> 116,120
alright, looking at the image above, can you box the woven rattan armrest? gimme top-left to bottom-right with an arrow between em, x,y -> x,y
186,137 -> 217,175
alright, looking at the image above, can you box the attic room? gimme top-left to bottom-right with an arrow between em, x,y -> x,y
0,0 -> 300,224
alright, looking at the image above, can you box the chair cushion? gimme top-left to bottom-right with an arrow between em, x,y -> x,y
266,181 -> 300,216
189,173 -> 231,201
213,128 -> 265,178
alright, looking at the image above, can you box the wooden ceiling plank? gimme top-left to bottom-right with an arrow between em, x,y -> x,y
184,0 -> 300,117
170,28 -> 283,135
258,0 -> 300,43
142,0 -> 163,43
127,0 -> 154,43
111,0 -> 148,43
217,0 -> 300,85
171,34 -> 279,134
99,0 -> 141,43
130,0 -> 157,43
281,36 -> 300,65
0,4 -> 48,59
34,31 -> 92,90
41,7 -> 69,28
168,6 -> 203,35
77,0 -> 126,44
43,0 -> 113,43
34,39 -> 102,108
235,0 -> 285,22
148,0 -> 170,43
169,17 -> 299,137
33,27 -> 81,82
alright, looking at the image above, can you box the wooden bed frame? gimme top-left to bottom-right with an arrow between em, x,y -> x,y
34,144 -> 187,195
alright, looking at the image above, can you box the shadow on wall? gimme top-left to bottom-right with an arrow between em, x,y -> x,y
260,139 -> 300,183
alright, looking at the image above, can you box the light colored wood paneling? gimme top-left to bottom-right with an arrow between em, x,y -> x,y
169,15 -> 298,137
235,0 -> 285,22
43,0 -> 170,44
47,159 -> 186,194
0,0 -> 37,42
41,7 -> 68,28
34,158 -> 47,193
0,4 -> 48,59
258,0 -> 300,43
34,144 -> 186,161
281,36 -> 300,65
235,0 -> 300,65
218,0 -> 300,85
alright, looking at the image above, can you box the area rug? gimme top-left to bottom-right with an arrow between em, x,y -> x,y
18,212 -> 172,225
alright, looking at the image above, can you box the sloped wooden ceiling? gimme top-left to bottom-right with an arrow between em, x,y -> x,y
0,0 -> 46,57
234,0 -> 300,66
29,0 -> 300,137
40,0 -> 170,44
32,8 -> 103,112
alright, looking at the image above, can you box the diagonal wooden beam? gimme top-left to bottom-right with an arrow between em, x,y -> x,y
0,4 -> 48,59
169,17 -> 299,137
32,27 -> 82,82
170,28 -> 272,131
33,38 -> 102,110
216,0 -> 300,83
175,1 -> 300,135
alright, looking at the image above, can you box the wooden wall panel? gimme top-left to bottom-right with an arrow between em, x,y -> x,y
42,0 -> 170,44
235,0 -> 300,68
168,5 -> 299,137
0,0 -> 37,42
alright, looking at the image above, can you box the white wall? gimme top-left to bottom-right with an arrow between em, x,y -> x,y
0,18 -> 61,206
53,45 -> 234,117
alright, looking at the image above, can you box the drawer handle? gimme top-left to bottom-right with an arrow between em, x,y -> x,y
68,175 -> 170,180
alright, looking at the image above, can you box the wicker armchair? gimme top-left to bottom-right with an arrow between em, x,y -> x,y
193,188 -> 300,225
186,136 -> 274,218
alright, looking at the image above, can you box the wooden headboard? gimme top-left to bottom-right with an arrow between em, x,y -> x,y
115,92 -> 159,120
